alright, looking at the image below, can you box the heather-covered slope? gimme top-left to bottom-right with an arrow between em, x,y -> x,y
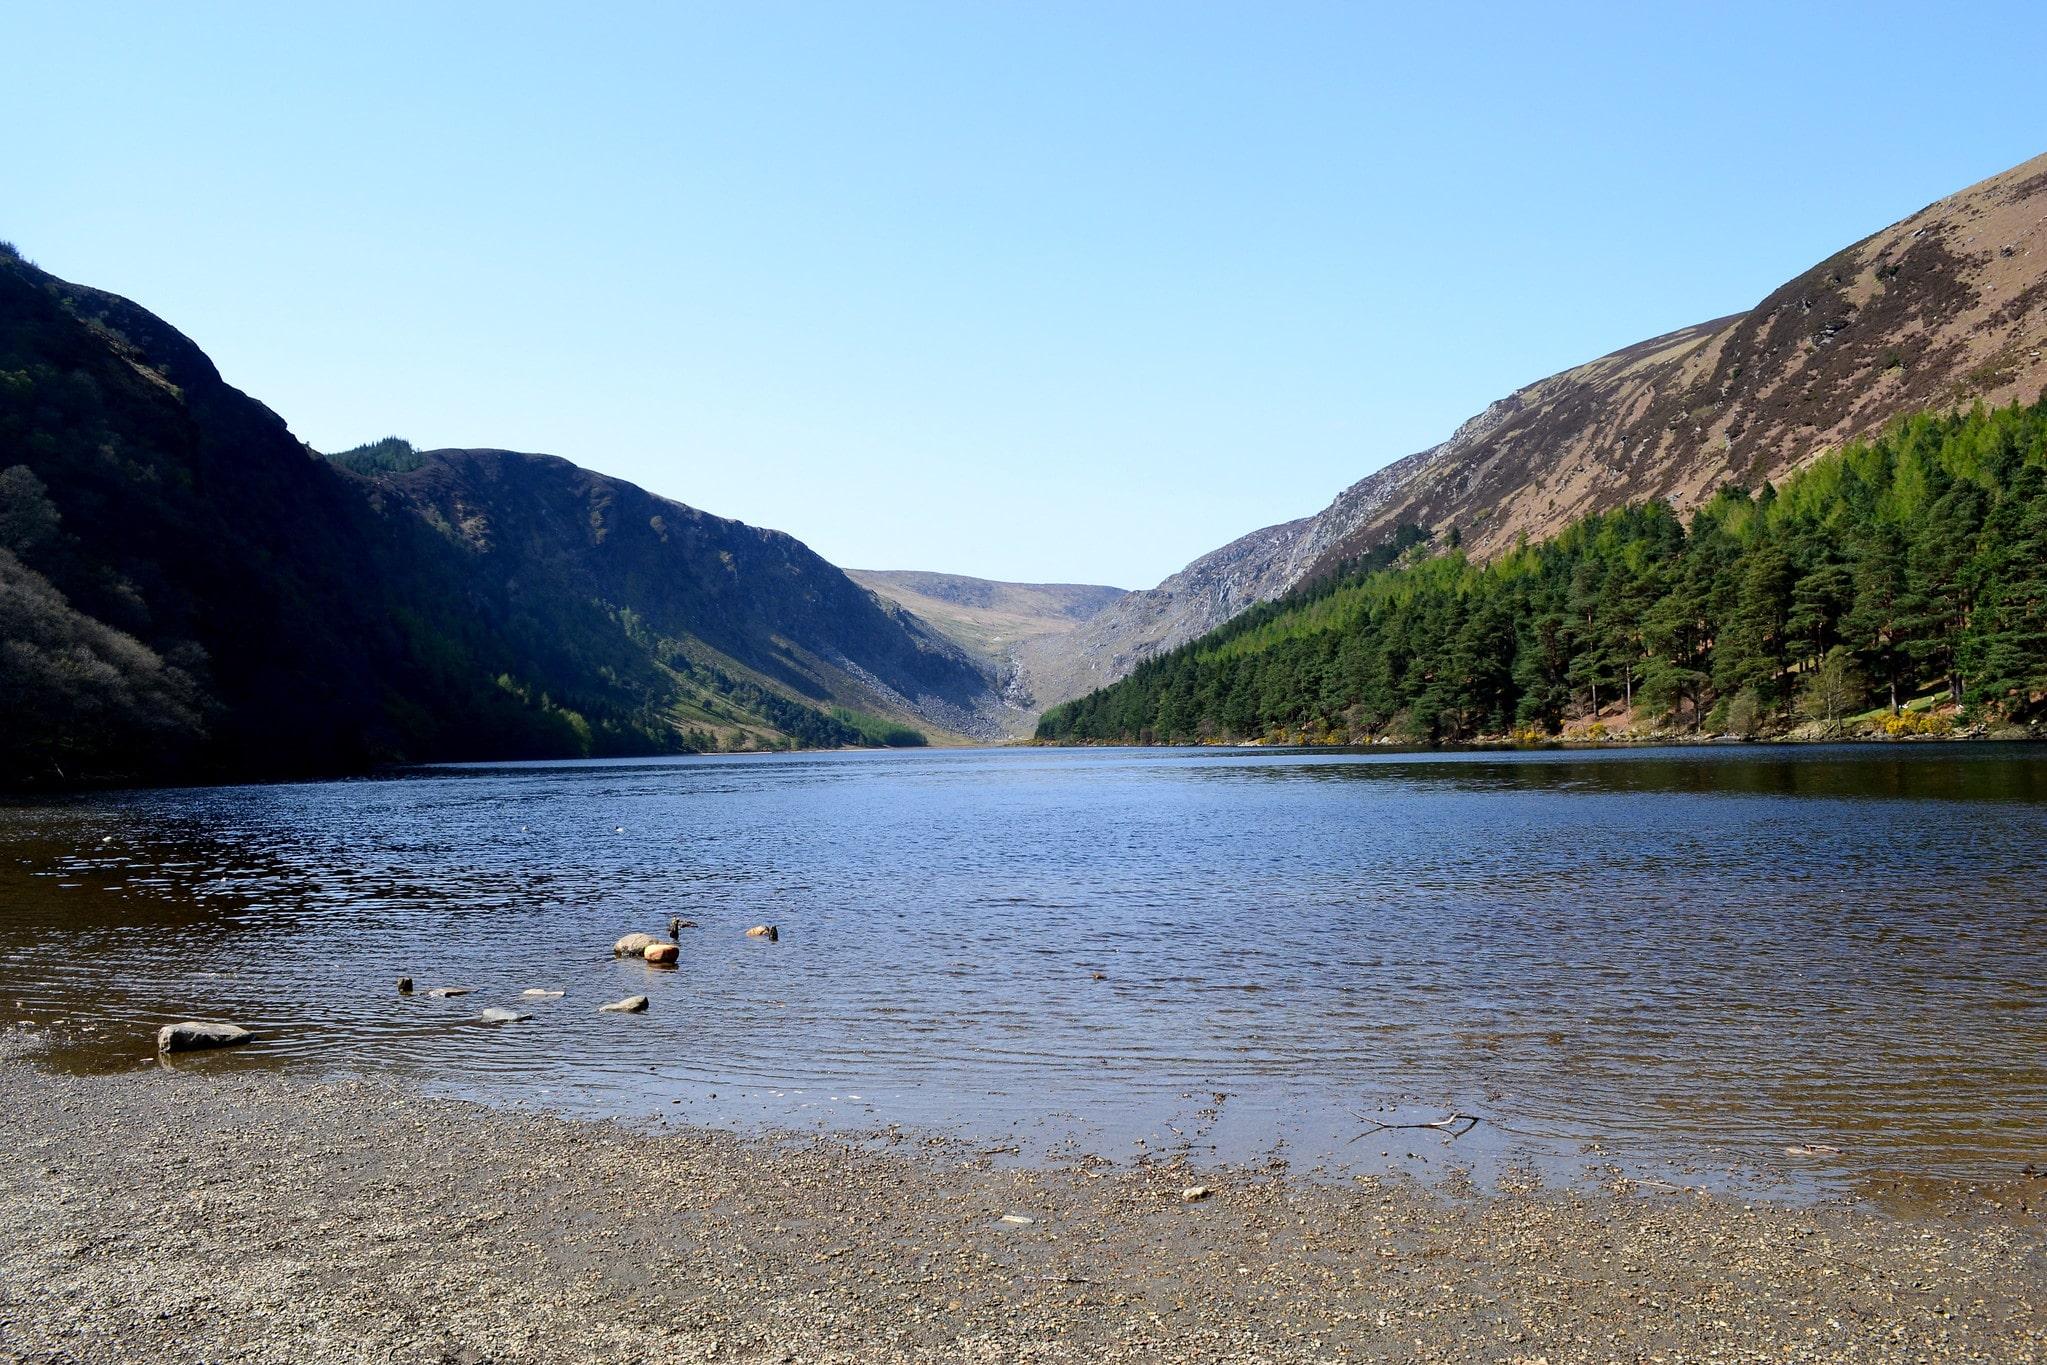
1036,151 -> 2047,710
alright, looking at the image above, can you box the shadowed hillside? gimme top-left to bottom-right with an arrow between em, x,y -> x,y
0,247 -> 993,783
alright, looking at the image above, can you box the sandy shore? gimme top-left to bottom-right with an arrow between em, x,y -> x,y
0,1034 -> 2040,1364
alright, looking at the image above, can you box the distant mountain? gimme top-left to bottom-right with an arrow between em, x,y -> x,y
847,570 -> 1122,731
0,247 -> 993,783
1032,150 -> 2047,710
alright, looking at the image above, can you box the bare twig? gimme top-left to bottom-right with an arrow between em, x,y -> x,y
1348,1112 -> 1482,1144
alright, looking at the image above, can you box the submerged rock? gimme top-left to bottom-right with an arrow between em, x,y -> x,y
478,1007 -> 530,1024
614,932 -> 656,957
156,1021 -> 253,1054
423,987 -> 473,999
745,925 -> 780,941
642,942 -> 679,965
599,995 -> 649,1013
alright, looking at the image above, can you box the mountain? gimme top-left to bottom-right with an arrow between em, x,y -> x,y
0,247 -> 993,783
1039,397 -> 2047,746
846,570 -> 1123,731
1032,150 -> 2047,709
343,445 -> 997,742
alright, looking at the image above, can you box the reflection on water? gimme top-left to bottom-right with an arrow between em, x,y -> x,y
2,743 -> 2043,1197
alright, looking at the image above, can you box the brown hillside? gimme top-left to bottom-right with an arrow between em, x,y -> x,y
1312,150 -> 2047,572
1034,150 -> 2047,713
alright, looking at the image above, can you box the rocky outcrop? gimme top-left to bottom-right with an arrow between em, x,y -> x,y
1028,150 -> 2047,712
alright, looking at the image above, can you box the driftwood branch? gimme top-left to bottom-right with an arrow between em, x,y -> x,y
1348,1112 -> 1482,1144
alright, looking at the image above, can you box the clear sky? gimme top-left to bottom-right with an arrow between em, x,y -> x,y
6,3 -> 2044,588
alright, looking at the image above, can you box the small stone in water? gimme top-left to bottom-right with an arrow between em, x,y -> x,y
521,988 -> 565,998
478,1008 -> 530,1024
423,987 -> 473,999
599,995 -> 649,1013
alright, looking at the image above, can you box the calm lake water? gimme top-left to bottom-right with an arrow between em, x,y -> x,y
3,744 -> 2043,1198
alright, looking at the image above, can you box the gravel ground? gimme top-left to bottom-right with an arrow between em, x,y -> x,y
0,1031 -> 2040,1364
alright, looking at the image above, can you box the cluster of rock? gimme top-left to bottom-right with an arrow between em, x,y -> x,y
613,931 -> 677,964
155,917 -> 785,1053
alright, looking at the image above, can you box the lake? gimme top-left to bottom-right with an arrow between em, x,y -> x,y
3,744 -> 2043,1199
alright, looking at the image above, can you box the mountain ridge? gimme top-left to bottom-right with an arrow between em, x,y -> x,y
1028,150 -> 2047,712
0,247 -> 997,782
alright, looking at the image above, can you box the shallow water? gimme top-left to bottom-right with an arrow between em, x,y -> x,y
3,744 -> 2043,1197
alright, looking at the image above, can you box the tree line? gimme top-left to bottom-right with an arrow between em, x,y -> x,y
1038,397 -> 2047,746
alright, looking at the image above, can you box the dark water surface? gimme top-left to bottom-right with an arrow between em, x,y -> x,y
3,744 -> 2043,1198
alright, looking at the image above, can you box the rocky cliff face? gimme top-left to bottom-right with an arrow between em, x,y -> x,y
1032,150 -> 2047,711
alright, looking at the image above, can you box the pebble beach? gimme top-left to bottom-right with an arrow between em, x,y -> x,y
2,1031 -> 2041,1364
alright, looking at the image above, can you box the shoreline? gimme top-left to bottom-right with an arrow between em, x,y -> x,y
3,1032 -> 2040,1363
11,728 -> 2040,798
1028,730 -> 2045,752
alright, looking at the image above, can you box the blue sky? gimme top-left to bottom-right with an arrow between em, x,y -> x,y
6,3 -> 2044,587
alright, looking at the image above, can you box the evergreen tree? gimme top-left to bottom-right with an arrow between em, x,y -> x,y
1845,523 -> 1911,714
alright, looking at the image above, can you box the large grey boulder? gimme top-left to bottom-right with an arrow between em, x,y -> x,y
156,1021 -> 253,1054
